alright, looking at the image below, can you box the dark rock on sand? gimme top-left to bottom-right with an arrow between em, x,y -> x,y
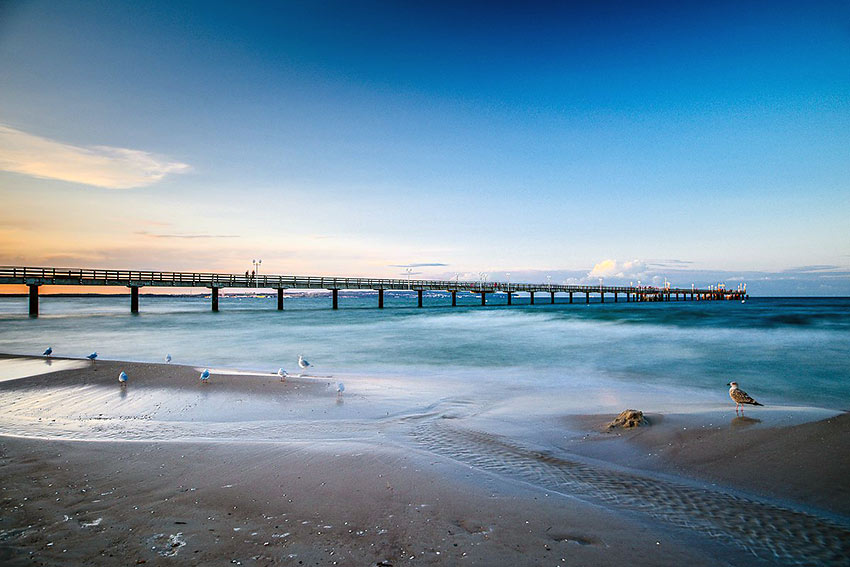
607,409 -> 649,429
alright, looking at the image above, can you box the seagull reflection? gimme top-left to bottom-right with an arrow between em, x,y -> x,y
731,415 -> 761,427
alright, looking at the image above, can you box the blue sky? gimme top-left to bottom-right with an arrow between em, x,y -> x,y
1,1 -> 848,294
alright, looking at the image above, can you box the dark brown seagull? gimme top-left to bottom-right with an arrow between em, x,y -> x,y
727,381 -> 763,414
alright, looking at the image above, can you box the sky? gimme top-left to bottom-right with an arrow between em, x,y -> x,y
1,0 -> 849,295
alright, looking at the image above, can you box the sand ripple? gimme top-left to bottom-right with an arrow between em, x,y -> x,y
413,420 -> 850,566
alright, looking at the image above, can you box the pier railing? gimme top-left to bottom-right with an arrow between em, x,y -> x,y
0,265 -> 740,295
0,265 -> 746,315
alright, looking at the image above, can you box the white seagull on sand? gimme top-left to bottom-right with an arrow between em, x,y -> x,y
165,353 -> 172,363
200,368 -> 211,383
118,371 -> 128,384
298,355 -> 311,371
278,368 -> 288,381
727,382 -> 763,413
43,347 -> 52,357
86,352 -> 98,361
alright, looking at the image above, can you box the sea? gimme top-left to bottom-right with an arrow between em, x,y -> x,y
0,293 -> 848,412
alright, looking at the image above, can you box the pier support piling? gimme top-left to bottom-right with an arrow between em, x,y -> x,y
3,268 -> 740,312
28,284 -> 39,317
130,285 -> 139,313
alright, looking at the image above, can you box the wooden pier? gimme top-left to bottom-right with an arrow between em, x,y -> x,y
0,266 -> 747,316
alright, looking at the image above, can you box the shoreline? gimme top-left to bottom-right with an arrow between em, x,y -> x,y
1,354 -> 848,565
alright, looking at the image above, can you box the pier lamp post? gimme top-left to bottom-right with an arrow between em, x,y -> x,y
405,267 -> 413,290
546,275 -> 551,291
252,259 -> 262,287
506,272 -> 510,296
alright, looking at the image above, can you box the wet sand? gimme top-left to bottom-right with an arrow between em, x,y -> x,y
564,411 -> 850,517
1,355 -> 848,565
0,437 -> 724,567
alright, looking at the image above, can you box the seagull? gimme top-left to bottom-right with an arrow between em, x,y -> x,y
165,354 -> 172,363
200,368 -> 210,383
277,368 -> 288,381
118,371 -> 128,384
43,347 -> 52,357
727,382 -> 763,414
337,382 -> 345,396
298,355 -> 311,371
86,352 -> 98,361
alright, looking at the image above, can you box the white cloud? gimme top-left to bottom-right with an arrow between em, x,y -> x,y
588,259 -> 647,279
0,124 -> 190,189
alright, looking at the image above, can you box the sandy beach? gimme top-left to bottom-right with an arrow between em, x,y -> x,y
564,411 -> 850,517
1,355 -> 848,566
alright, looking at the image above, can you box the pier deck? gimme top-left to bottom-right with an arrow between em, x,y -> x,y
0,266 -> 747,315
